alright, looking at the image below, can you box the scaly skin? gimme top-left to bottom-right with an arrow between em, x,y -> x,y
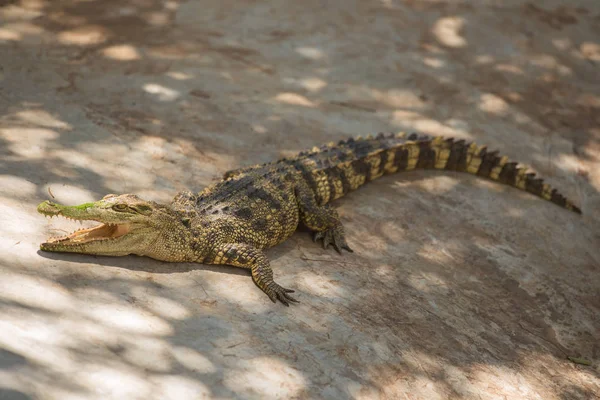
37,133 -> 581,305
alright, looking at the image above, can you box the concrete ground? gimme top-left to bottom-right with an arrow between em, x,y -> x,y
1,0 -> 599,399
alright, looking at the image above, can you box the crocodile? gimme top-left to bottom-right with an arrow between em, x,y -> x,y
37,133 -> 581,305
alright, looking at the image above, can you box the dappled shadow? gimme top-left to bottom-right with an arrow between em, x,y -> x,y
37,249 -> 250,277
0,389 -> 33,400
1,0 -> 599,399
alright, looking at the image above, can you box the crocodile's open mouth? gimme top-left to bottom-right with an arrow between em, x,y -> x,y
37,200 -> 132,249
43,219 -> 131,246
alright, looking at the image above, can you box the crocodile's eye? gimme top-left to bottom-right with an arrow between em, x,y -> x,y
113,204 -> 129,211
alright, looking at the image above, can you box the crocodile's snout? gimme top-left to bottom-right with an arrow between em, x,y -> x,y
37,200 -> 61,216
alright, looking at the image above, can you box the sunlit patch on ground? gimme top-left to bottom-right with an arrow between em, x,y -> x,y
101,44 -> 141,61
143,83 -> 181,101
432,16 -> 467,48
57,25 -> 109,46
295,46 -> 325,60
273,92 -> 316,107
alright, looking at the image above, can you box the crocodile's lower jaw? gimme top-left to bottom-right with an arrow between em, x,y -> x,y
41,222 -> 131,250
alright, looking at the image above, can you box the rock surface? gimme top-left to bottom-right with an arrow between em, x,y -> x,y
0,0 -> 599,399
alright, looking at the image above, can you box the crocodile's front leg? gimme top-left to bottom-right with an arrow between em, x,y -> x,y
206,243 -> 298,306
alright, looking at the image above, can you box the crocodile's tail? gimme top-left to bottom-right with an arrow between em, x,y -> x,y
300,132 -> 581,214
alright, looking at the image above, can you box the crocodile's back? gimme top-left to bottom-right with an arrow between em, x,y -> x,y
194,165 -> 302,249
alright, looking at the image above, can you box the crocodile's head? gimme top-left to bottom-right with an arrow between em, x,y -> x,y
37,194 -> 193,261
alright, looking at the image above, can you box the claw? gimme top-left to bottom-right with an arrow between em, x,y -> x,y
312,227 -> 353,254
266,282 -> 299,306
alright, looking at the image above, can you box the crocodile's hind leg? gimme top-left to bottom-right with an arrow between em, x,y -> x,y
294,179 -> 353,254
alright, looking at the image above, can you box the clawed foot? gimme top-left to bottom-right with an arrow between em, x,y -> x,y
264,282 -> 299,307
313,227 -> 353,254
